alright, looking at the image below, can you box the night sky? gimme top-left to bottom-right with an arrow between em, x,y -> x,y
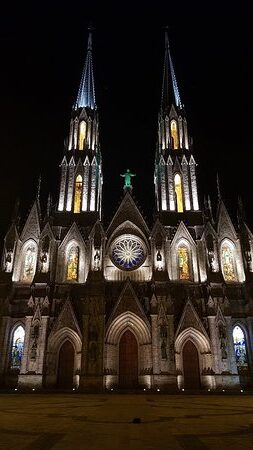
0,1 -> 252,247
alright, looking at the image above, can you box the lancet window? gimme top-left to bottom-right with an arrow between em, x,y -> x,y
22,243 -> 37,282
66,245 -> 79,281
79,121 -> 86,150
221,243 -> 236,281
170,119 -> 179,149
74,175 -> 83,213
178,246 -> 190,280
174,173 -> 183,212
233,326 -> 248,371
11,325 -> 25,368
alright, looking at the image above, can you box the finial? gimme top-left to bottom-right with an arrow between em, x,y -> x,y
37,175 -> 42,200
237,195 -> 246,225
216,173 -> 221,199
46,193 -> 52,217
120,169 -> 136,191
11,198 -> 20,223
163,25 -> 169,47
87,23 -> 95,50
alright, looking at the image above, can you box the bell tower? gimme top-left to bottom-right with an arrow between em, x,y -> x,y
57,30 -> 102,219
154,32 -> 199,220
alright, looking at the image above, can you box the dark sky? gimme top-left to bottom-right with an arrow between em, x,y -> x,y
0,1 -> 252,245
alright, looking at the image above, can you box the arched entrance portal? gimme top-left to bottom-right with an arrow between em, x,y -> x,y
119,330 -> 138,388
57,340 -> 74,389
183,340 -> 201,389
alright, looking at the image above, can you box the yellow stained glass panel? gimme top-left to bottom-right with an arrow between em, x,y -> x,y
170,120 -> 179,149
67,246 -> 79,281
178,246 -> 190,280
79,121 -> 86,150
222,246 -> 236,281
74,175 -> 82,213
175,174 -> 183,212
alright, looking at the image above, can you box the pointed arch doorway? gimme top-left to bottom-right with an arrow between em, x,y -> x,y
119,330 -> 138,388
57,340 -> 74,389
183,340 -> 201,389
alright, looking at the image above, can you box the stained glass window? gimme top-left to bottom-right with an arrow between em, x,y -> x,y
221,245 -> 236,281
79,121 -> 86,150
178,246 -> 190,280
11,325 -> 25,368
66,245 -> 79,281
233,326 -> 248,371
175,174 -> 183,212
74,175 -> 82,213
22,244 -> 36,281
111,236 -> 145,270
170,120 -> 179,149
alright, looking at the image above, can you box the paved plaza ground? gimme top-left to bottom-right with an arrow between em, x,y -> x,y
0,393 -> 253,449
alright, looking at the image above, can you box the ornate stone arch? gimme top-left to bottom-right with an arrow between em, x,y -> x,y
57,223 -> 87,283
106,311 -> 151,345
175,327 -> 215,389
104,312 -> 152,389
46,327 -> 82,388
170,222 -> 199,282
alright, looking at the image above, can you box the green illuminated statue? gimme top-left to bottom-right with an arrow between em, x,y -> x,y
120,169 -> 136,189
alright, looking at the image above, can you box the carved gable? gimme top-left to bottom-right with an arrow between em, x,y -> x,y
21,201 -> 40,242
107,280 -> 148,326
175,300 -> 208,338
50,299 -> 81,337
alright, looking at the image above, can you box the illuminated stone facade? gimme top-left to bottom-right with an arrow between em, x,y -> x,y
0,32 -> 253,392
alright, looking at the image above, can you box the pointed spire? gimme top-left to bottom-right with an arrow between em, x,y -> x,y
161,29 -> 182,111
75,28 -> 96,110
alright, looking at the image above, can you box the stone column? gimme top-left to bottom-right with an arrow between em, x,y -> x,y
79,285 -> 105,391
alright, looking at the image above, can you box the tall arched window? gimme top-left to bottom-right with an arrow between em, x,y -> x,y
79,121 -> 86,150
66,245 -> 79,281
74,175 -> 82,213
22,243 -> 37,281
178,246 -> 190,280
233,326 -> 248,371
174,174 -> 183,212
221,243 -> 236,281
11,325 -> 25,368
170,119 -> 179,149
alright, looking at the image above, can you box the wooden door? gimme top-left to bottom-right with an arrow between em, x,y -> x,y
119,330 -> 138,388
57,340 -> 74,389
183,340 -> 201,389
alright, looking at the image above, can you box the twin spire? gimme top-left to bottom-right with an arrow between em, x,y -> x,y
161,31 -> 182,111
75,30 -> 96,110
74,29 -> 182,114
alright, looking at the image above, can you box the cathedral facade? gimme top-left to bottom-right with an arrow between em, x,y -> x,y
0,32 -> 252,392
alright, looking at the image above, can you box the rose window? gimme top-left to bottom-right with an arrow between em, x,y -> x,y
111,235 -> 146,270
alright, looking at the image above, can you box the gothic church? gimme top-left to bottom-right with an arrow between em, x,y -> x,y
0,31 -> 252,391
